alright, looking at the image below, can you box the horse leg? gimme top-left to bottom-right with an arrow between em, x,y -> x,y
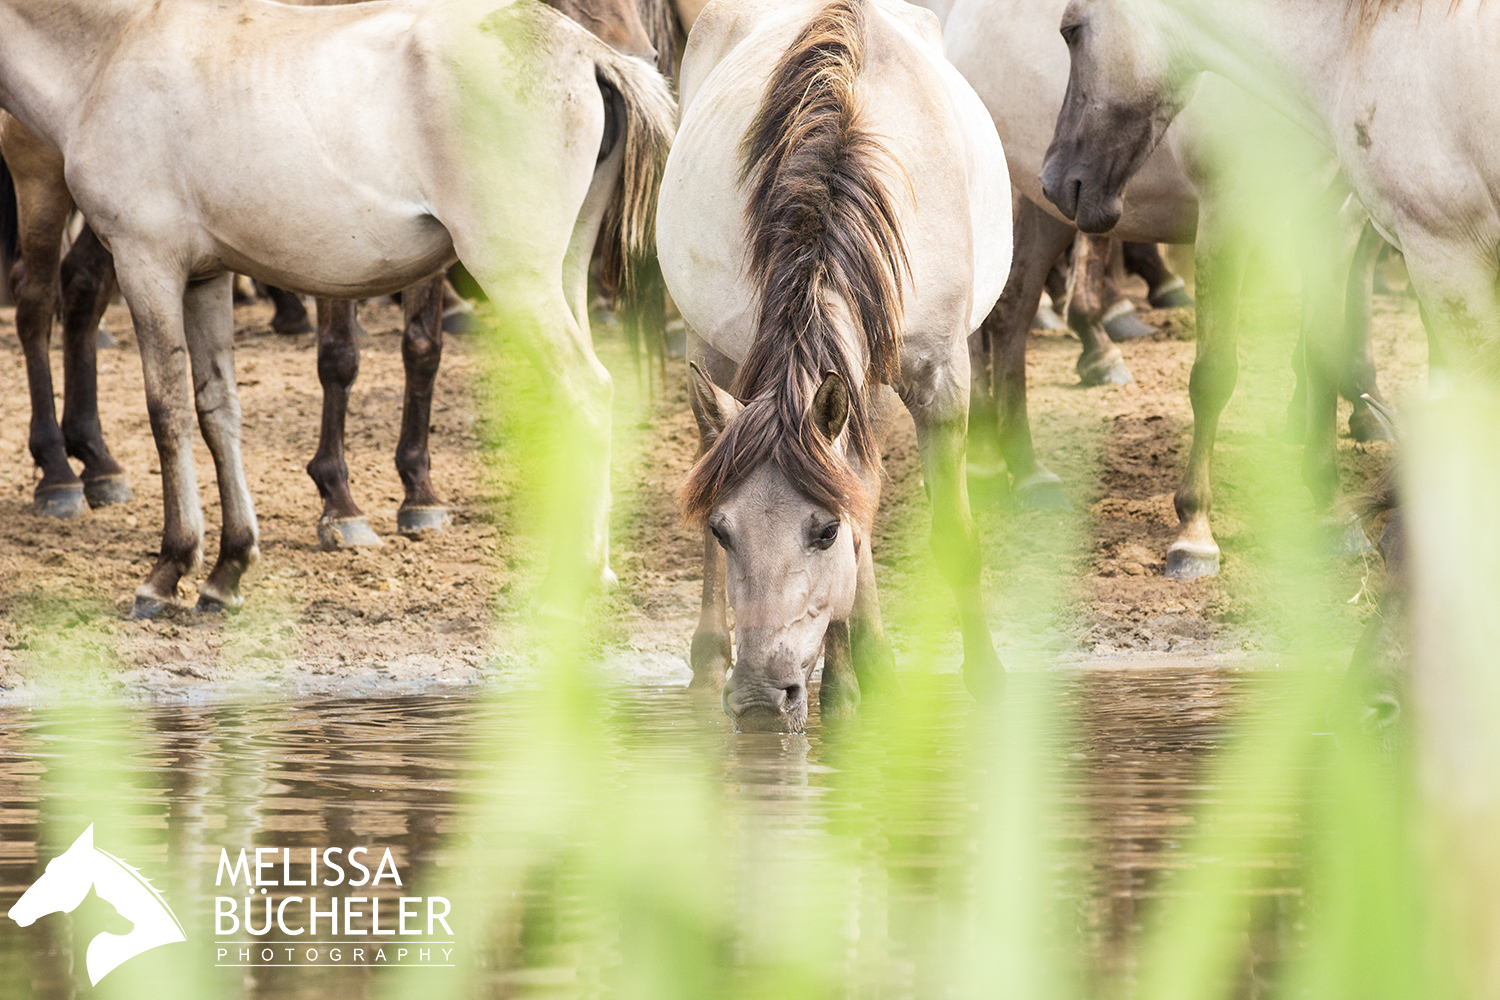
1099,239 -> 1157,343
1166,204 -> 1248,581
58,225 -> 132,507
687,333 -> 737,689
116,265 -> 204,618
308,298 -> 381,548
184,274 -> 259,612
266,285 -> 313,335
984,197 -> 1077,509
3,122 -> 83,517
394,275 -> 451,537
1124,241 -> 1195,308
1072,234 -> 1133,385
1343,221 -> 1393,443
907,343 -> 1003,702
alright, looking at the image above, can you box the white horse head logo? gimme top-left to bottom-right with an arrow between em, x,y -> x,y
7,825 -> 186,985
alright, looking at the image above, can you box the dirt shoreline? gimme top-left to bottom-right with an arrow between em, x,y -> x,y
0,283 -> 1428,704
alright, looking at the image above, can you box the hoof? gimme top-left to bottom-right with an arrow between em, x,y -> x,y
84,474 -> 134,508
1164,542 -> 1220,581
193,592 -> 241,614
1014,470 -> 1072,510
441,307 -> 474,334
34,483 -> 87,519
1104,310 -> 1158,343
1148,277 -> 1195,309
272,316 -> 314,336
1078,353 -> 1133,386
1348,407 -> 1394,443
397,505 -> 451,537
1031,305 -> 1068,332
317,516 -> 383,550
131,592 -> 175,620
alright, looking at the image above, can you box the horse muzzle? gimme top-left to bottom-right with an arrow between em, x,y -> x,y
723,672 -> 808,734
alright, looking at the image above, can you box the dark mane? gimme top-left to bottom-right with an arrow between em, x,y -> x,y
1348,0 -> 1472,34
680,0 -> 908,524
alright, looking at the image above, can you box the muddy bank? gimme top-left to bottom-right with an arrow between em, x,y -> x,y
0,282 -> 1428,702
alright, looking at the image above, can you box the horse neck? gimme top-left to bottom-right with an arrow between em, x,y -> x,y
0,0 -> 145,149
1155,0 -> 1349,147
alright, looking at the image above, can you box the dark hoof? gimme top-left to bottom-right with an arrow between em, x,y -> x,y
84,474 -> 134,508
441,307 -> 474,334
1078,353 -> 1133,386
1148,279 -> 1195,309
1164,544 -> 1220,581
34,483 -> 87,519
1031,305 -> 1067,332
317,516 -> 384,550
96,326 -> 119,350
397,506 -> 451,537
272,316 -> 314,336
1348,407 -> 1394,443
1014,470 -> 1071,510
963,656 -> 1006,703
1104,310 -> 1158,342
193,594 -> 238,614
131,592 -> 175,620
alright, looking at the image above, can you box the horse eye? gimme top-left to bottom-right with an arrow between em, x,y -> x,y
812,521 -> 840,550
1061,23 -> 1081,45
709,521 -> 730,549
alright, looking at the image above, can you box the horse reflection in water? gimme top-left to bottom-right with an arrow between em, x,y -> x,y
8,825 -> 186,986
659,0 -> 1012,731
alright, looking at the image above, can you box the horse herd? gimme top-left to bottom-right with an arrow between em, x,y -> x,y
2,0 -> 1492,731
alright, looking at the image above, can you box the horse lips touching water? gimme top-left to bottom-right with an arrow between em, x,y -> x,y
658,0 -> 1012,731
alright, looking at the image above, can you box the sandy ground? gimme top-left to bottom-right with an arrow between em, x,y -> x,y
0,277 -> 1429,701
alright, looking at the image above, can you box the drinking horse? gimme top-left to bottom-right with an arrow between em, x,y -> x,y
658,0 -> 1011,730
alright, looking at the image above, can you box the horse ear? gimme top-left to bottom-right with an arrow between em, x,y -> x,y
688,362 -> 741,444
812,371 -> 849,442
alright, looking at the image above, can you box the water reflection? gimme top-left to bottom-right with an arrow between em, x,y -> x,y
0,668 -> 1301,999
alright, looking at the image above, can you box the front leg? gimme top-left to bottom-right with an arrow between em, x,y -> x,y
1167,204 -> 1249,580
1069,234 -> 1133,386
115,263 -> 204,618
59,225 -> 132,507
907,346 -> 1003,701
687,333 -> 738,689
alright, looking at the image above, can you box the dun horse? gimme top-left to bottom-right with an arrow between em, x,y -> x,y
658,0 -> 1011,730
0,0 -> 673,617
0,0 -> 660,552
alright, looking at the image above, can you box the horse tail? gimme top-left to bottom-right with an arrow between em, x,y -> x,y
737,0 -> 909,470
591,52 -> 675,306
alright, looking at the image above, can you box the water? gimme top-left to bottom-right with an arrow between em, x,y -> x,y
0,668 -> 1310,999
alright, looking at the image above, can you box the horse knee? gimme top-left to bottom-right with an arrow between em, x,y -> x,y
317,335 -> 359,390
1189,351 -> 1237,410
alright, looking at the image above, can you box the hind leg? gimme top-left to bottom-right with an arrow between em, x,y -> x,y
2,119 -> 83,516
58,225 -> 132,507
1070,234 -> 1133,385
266,285 -> 313,335
307,298 -> 382,548
1125,241 -> 1194,308
395,275 -> 452,538
185,274 -> 260,611
1342,221 -> 1392,443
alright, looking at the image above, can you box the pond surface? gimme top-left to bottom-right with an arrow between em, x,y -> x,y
0,668 -> 1312,999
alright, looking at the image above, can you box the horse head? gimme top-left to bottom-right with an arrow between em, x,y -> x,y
1040,0 -> 1199,233
8,825 -> 99,927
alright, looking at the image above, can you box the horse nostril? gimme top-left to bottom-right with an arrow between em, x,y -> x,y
780,683 -> 804,709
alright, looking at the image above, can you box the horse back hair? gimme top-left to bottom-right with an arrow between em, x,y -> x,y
680,0 -> 909,525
